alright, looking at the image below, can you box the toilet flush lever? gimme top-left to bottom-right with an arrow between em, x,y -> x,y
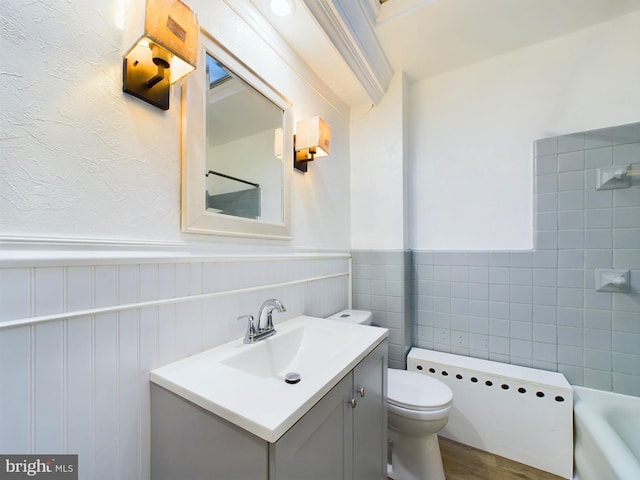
358,387 -> 366,398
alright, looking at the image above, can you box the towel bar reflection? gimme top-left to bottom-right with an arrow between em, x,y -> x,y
206,170 -> 259,188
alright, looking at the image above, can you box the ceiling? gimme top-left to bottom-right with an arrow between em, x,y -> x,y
252,0 -> 640,107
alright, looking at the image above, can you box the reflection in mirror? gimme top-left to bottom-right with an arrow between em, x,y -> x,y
181,31 -> 292,239
205,55 -> 283,222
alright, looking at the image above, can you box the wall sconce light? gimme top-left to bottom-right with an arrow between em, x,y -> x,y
123,0 -> 198,110
294,116 -> 331,173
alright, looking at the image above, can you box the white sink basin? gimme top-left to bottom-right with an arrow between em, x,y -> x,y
150,315 -> 388,443
222,322 -> 361,380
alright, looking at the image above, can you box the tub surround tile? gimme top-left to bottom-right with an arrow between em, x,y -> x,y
585,146 -> 613,168
558,132 -> 585,153
354,124 -> 639,394
405,122 -> 640,395
613,123 -> 640,144
533,341 -> 557,363
489,251 -> 511,267
613,142 -> 640,165
583,369 -> 613,391
585,128 -> 614,150
614,184 -> 640,207
533,324 -> 557,344
558,170 -> 584,191
558,151 -> 585,172
558,211 -> 583,230
534,137 -> 558,157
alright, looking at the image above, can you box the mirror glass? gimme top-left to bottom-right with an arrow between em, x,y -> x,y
182,32 -> 292,239
205,55 -> 283,223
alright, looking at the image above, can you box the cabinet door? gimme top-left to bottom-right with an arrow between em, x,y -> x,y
270,374 -> 353,480
151,384 -> 268,480
353,342 -> 387,480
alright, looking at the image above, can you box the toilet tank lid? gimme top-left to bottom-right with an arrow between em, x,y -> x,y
325,310 -> 373,325
388,369 -> 453,410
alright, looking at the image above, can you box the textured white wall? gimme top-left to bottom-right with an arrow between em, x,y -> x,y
350,72 -> 408,249
0,0 -> 351,251
409,12 -> 640,250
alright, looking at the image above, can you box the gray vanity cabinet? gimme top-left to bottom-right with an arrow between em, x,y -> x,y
270,341 -> 388,480
269,374 -> 354,479
151,340 -> 387,480
352,342 -> 388,480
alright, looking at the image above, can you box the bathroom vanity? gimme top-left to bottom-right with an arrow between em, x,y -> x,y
150,316 -> 388,479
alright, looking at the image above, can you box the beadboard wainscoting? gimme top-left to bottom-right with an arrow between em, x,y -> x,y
0,239 -> 350,480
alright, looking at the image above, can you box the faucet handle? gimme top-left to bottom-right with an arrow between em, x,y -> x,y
239,315 -> 256,344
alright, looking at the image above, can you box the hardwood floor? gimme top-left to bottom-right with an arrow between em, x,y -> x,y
439,437 -> 566,480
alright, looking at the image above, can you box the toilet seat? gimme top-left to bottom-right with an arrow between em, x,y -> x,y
388,369 -> 453,411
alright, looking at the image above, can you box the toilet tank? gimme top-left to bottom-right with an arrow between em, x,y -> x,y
325,309 -> 373,326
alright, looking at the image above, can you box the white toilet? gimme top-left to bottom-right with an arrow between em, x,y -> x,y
326,310 -> 453,480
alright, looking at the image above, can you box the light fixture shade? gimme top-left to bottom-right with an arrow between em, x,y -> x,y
296,116 -> 331,157
124,0 -> 198,84
123,0 -> 198,109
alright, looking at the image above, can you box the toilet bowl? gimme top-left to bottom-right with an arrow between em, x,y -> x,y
325,310 -> 454,480
387,369 -> 452,480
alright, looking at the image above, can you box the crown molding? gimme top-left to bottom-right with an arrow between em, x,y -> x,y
223,0 -> 349,116
301,0 -> 393,105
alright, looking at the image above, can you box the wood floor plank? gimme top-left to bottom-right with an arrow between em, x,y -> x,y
439,437 -> 566,480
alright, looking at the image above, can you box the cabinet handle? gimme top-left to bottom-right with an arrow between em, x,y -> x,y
358,387 -> 366,398
350,398 -> 357,408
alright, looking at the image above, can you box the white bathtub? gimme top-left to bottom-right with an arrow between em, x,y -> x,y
573,386 -> 640,480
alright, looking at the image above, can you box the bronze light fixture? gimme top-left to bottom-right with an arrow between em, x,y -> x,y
294,116 -> 331,173
123,0 -> 198,110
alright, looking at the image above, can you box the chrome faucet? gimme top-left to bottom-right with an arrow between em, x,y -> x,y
240,298 -> 286,344
258,298 -> 286,332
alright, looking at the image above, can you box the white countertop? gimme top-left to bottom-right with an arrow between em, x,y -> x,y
150,315 -> 388,443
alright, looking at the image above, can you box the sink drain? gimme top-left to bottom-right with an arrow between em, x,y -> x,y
284,372 -> 301,384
